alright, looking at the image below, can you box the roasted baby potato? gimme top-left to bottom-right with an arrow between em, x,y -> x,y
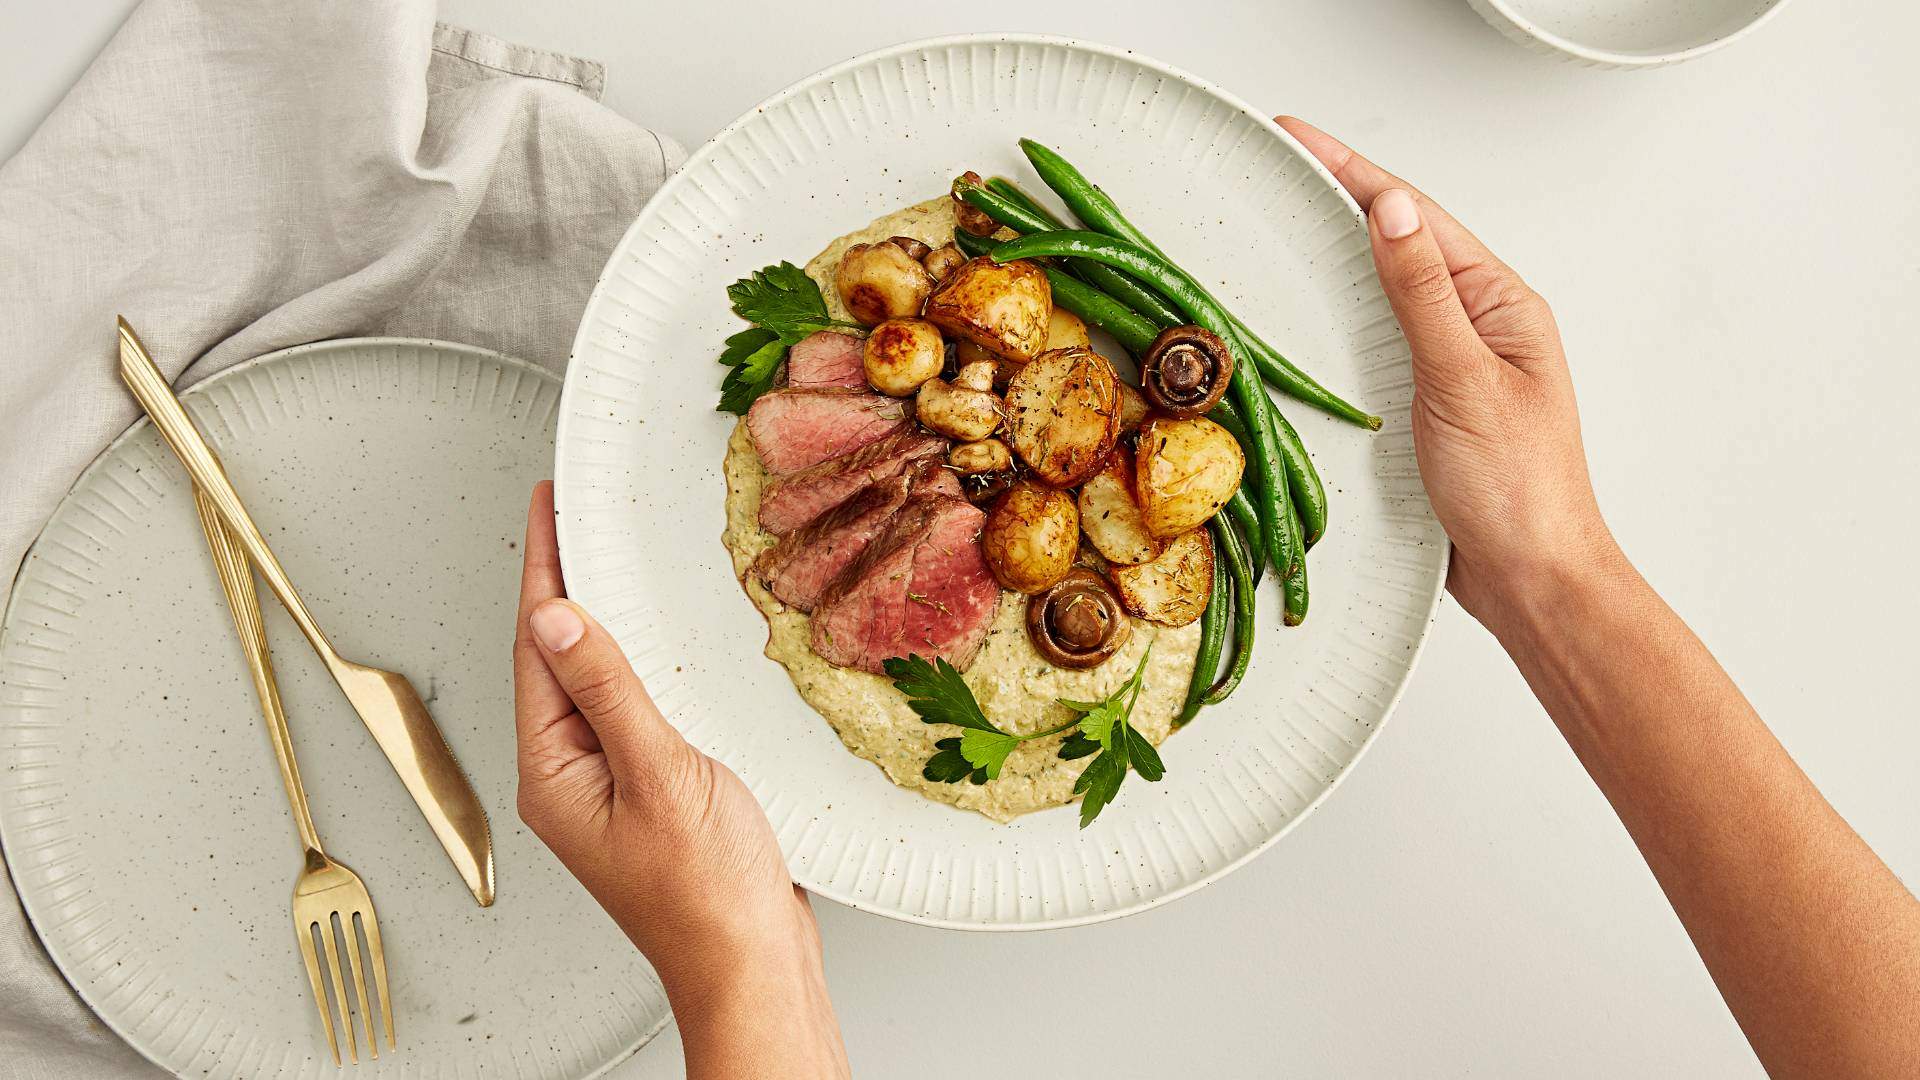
862,318 -> 944,397
836,242 -> 934,326
922,256 -> 1052,362
1110,528 -> 1214,626
982,479 -> 1079,594
1004,347 -> 1121,488
1045,307 -> 1091,351
1134,415 -> 1245,538
1077,451 -> 1165,566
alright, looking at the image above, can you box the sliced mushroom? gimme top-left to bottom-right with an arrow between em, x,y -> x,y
916,358 -> 1001,442
952,170 -> 997,236
1026,569 -> 1133,669
835,242 -> 934,326
1116,381 -> 1150,435
923,243 -> 966,282
887,235 -> 931,261
863,318 -> 945,397
1141,325 -> 1235,418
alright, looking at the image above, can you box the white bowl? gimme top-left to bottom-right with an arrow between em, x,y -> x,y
1468,0 -> 1794,68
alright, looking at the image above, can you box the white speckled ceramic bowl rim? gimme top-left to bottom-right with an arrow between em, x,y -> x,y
1,338 -> 671,1079
1469,0 -> 1796,67
556,33 -> 1449,931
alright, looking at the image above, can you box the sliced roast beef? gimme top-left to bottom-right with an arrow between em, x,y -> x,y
810,495 -> 1000,674
785,331 -> 867,390
907,458 -> 964,500
758,431 -> 945,536
753,474 -> 913,612
746,388 -> 907,475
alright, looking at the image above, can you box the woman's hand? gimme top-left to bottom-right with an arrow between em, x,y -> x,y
514,481 -> 848,1079
1278,117 -> 1623,627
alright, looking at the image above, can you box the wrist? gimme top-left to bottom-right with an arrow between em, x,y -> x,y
1475,533 -> 1639,649
659,920 -> 847,1079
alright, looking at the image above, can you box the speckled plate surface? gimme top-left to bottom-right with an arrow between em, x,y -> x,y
556,35 -> 1448,929
0,340 -> 669,1078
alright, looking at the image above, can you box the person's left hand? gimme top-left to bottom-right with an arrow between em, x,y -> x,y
514,481 -> 847,1078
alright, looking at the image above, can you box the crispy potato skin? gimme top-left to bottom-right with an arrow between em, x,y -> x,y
922,257 -> 1053,362
862,318 -> 944,396
1077,451 -> 1166,566
1111,528 -> 1214,626
1134,415 -> 1245,539
836,242 -> 934,326
982,480 -> 1079,594
1004,347 -> 1122,488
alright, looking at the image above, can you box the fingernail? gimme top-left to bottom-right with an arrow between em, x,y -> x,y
530,601 -> 585,652
1374,189 -> 1420,240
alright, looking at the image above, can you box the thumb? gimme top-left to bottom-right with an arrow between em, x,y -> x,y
1368,188 -> 1498,393
527,598 -> 691,779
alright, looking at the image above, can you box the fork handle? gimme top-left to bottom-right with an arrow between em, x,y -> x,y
194,489 -> 329,858
116,319 -> 341,671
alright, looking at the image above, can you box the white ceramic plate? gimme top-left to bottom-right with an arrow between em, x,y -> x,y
0,341 -> 669,1079
556,35 -> 1447,930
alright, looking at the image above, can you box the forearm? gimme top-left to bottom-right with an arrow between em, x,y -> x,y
653,919 -> 849,1080
1486,550 -> 1920,1078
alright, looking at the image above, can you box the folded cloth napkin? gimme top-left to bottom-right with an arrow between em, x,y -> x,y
0,2 -> 682,1074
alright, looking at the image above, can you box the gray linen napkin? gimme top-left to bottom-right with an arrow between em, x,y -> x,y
0,2 -> 682,1075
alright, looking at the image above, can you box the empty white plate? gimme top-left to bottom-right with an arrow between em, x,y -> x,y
0,340 -> 669,1079
1469,0 -> 1795,67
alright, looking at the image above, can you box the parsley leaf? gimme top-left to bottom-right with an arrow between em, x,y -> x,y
714,262 -> 862,414
1055,648 -> 1163,828
890,654 -> 1079,784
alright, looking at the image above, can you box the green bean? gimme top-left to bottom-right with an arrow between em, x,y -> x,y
954,178 -> 1184,330
1249,344 -> 1328,547
1019,138 -> 1381,430
953,228 -> 1161,359
1176,541 -> 1231,727
1254,393 -> 1307,581
1282,508 -> 1310,626
1201,515 -> 1256,705
985,176 -> 1065,226
990,230 -> 1299,581
1225,488 -> 1265,588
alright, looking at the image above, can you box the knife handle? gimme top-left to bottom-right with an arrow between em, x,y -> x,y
116,318 -> 341,670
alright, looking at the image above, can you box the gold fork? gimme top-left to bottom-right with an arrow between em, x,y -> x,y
193,487 -> 395,1065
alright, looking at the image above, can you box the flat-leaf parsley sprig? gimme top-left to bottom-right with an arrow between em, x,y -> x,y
883,650 -> 1163,827
715,262 -> 864,414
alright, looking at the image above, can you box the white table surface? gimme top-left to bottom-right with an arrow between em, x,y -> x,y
6,2 -> 1917,1077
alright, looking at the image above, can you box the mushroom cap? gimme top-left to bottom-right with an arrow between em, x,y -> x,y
1026,568 -> 1132,669
1141,325 -> 1235,418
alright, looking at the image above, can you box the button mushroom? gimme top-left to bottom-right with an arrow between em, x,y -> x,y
835,242 -> 934,326
915,357 -> 1001,442
922,243 -> 966,283
863,318 -> 945,397
1026,568 -> 1133,669
1141,325 -> 1235,418
886,235 -> 931,261
949,437 -> 1012,475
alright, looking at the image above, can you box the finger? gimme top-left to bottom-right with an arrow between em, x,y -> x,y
515,482 -> 602,779
1368,189 -> 1500,390
1276,116 -> 1508,282
526,597 -> 691,779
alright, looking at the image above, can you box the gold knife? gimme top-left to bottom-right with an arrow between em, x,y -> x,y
118,318 -> 495,906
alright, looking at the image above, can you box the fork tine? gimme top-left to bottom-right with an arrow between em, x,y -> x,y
317,913 -> 358,1063
341,911 -> 378,1059
296,918 -> 341,1067
357,908 -> 396,1050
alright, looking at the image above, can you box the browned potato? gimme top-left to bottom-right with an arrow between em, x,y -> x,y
1116,381 -> 1150,434
1045,307 -> 1091,351
1004,347 -> 1121,487
1077,451 -> 1165,565
1134,415 -> 1245,538
922,257 -> 1052,362
982,480 -> 1078,594
1110,528 -> 1214,626
836,242 -> 933,326
862,318 -> 943,396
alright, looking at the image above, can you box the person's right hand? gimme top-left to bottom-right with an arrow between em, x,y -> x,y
1278,118 -> 1622,628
